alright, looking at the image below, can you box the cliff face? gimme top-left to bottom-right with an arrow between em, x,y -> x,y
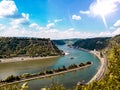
0,37 -> 63,58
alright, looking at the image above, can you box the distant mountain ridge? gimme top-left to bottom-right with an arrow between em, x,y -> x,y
52,39 -> 79,45
52,40 -> 65,45
0,37 -> 63,58
73,37 -> 110,50
52,34 -> 120,50
72,35 -> 120,50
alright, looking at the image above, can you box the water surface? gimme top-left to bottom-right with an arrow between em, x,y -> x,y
0,45 -> 100,89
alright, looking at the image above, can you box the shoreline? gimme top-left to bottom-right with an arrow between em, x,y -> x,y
0,56 -> 60,63
73,47 -> 107,84
0,64 -> 92,87
87,50 -> 107,84
0,46 -> 107,86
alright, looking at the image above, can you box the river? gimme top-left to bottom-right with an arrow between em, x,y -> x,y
0,45 -> 100,89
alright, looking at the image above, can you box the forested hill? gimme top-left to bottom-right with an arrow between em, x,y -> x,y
108,34 -> 120,47
78,35 -> 120,90
52,39 -> 79,45
0,37 -> 63,58
52,40 -> 65,45
73,37 -> 110,50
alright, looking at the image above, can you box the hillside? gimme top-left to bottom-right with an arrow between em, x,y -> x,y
52,39 -> 79,45
52,40 -> 65,45
0,35 -> 120,89
47,35 -> 120,89
108,34 -> 120,47
73,37 -> 110,50
2,37 -> 120,90
0,37 -> 63,58
79,35 -> 120,90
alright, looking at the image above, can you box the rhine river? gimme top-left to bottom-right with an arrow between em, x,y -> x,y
0,45 -> 100,89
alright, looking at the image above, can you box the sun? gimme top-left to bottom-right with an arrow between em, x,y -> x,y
90,0 -> 119,30
91,0 -> 115,16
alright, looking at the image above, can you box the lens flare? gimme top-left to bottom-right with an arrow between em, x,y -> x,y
90,0 -> 120,30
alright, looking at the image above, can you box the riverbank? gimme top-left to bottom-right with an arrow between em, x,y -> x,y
73,47 -> 107,84
0,63 -> 92,87
87,50 -> 107,84
0,56 -> 59,63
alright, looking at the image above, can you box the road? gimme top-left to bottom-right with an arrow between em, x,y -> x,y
87,50 -> 107,84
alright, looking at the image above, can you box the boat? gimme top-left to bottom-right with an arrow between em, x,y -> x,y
70,57 -> 74,59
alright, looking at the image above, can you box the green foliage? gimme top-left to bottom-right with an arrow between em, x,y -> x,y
0,62 -> 91,84
86,61 -> 91,65
47,80 -> 66,90
100,52 -> 103,58
0,83 -> 31,90
108,34 -> 120,47
52,39 -> 79,45
79,63 -> 85,67
22,73 -> 31,78
73,37 -> 110,50
1,35 -> 120,90
73,34 -> 120,51
68,64 -> 78,69
45,70 -> 53,74
46,42 -> 120,90
3,75 -> 20,82
62,65 -> 67,70
1,43 -> 119,90
0,37 -> 63,58
78,45 -> 120,90
44,45 -> 120,90
54,67 -> 64,72
21,82 -> 30,90
0,84 -> 21,90
39,72 -> 46,75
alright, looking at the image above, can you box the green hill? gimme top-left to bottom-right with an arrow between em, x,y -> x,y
0,35 -> 120,89
52,39 -> 79,45
47,35 -> 120,90
73,37 -> 110,50
79,35 -> 120,90
0,37 -> 63,58
52,40 -> 65,45
108,34 -> 120,47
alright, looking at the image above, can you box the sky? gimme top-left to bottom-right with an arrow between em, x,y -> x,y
0,0 -> 120,39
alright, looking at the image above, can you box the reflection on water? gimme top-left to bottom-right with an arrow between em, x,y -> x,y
0,45 -> 100,89
0,57 -> 59,79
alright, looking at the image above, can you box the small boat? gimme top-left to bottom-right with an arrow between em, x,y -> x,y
70,57 -> 74,59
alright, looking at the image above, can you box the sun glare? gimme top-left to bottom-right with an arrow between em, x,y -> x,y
90,0 -> 119,30
91,0 -> 117,16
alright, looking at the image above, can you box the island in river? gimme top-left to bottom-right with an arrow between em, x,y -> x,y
0,61 -> 92,86
0,37 -> 103,89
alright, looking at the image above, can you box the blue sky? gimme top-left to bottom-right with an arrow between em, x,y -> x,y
0,0 -> 120,39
